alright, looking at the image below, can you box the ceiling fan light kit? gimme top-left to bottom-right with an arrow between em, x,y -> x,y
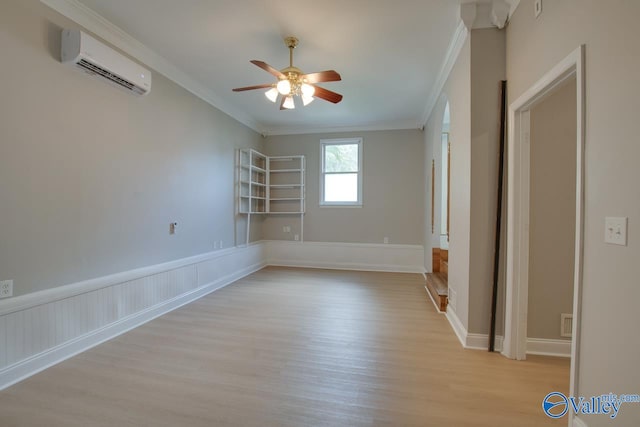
282,95 -> 295,109
265,87 -> 278,102
276,79 -> 291,95
233,36 -> 343,110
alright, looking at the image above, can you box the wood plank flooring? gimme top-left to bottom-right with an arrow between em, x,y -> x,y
0,267 -> 569,426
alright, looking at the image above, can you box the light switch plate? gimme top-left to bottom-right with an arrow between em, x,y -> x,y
605,217 -> 627,246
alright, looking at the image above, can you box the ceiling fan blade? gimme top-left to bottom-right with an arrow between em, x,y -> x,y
312,85 -> 343,104
232,83 -> 273,92
302,70 -> 341,84
250,60 -> 285,78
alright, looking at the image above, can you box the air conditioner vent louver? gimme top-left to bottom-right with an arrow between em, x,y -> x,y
61,29 -> 151,96
77,59 -> 145,94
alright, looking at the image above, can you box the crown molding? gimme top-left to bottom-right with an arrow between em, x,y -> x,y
419,0 -> 518,127
419,20 -> 468,127
508,0 -> 521,18
419,0 -> 521,127
40,0 -> 261,133
262,119 -> 421,137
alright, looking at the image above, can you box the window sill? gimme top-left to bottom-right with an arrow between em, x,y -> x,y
319,203 -> 363,208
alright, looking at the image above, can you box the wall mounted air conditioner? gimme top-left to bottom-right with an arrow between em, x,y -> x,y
61,29 -> 151,96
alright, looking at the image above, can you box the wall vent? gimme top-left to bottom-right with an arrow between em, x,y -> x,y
560,313 -> 573,338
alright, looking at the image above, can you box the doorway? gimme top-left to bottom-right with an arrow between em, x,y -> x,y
503,45 -> 585,407
527,76 -> 576,358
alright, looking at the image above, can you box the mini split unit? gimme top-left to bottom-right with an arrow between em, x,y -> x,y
61,29 -> 151,96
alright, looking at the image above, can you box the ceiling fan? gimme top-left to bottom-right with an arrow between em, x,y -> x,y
232,36 -> 343,110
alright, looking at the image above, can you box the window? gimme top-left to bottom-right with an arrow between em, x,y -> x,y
320,138 -> 363,206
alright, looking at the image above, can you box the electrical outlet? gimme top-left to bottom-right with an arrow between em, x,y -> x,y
294,234 -> 299,241
219,240 -> 223,249
0,280 -> 13,298
383,237 -> 389,244
282,226 -> 291,233
605,217 -> 627,246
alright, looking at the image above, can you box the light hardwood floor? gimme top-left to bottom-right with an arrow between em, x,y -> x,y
0,267 -> 569,426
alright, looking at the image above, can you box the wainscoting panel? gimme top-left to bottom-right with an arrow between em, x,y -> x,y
265,240 -> 425,273
0,243 -> 266,390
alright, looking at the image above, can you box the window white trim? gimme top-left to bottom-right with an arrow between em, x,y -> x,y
319,138 -> 363,206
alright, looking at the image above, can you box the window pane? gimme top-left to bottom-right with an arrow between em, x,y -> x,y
324,144 -> 359,172
324,173 -> 358,202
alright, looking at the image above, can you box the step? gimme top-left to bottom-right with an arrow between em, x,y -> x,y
440,260 -> 448,281
425,272 -> 448,312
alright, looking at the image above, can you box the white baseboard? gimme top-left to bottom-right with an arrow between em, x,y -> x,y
527,337 -> 572,358
466,333 -> 504,352
265,240 -> 425,274
424,285 -> 445,313
445,307 -> 467,347
444,333 -> 569,357
445,308 -> 503,351
0,243 -> 266,390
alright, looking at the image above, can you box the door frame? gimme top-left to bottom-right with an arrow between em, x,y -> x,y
502,45 -> 585,404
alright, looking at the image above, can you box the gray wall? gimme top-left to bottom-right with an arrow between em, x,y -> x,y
468,28 -> 506,335
423,96 -> 447,270
528,79 -> 576,341
508,1 -> 640,425
0,0 -> 262,297
264,130 -> 424,245
433,37 -> 472,327
424,28 -> 506,335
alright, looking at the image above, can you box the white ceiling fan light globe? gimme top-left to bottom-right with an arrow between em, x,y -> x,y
283,95 -> 295,109
302,94 -> 314,106
265,88 -> 278,102
277,79 -> 291,95
301,83 -> 315,97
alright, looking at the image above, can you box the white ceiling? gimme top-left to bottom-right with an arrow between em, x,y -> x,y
73,0 -> 469,135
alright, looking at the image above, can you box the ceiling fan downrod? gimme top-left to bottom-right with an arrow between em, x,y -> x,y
284,36 -> 298,68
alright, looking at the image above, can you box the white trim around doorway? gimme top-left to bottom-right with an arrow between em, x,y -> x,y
503,45 -> 585,426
